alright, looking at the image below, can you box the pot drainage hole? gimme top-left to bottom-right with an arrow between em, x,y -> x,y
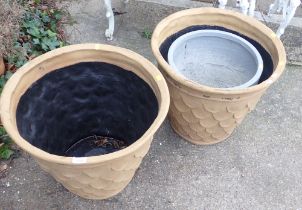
65,135 -> 128,157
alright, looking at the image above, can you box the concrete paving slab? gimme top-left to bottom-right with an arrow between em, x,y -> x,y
0,1 -> 302,209
64,0 -> 302,64
1,65 -> 301,209
142,0 -> 302,16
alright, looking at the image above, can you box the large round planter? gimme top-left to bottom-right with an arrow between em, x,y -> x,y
151,8 -> 286,145
0,44 -> 170,199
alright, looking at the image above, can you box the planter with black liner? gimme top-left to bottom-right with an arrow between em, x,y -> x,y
151,8 -> 286,145
0,44 -> 170,199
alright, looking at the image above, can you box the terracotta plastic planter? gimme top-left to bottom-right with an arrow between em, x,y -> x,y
0,44 -> 170,199
151,8 -> 286,145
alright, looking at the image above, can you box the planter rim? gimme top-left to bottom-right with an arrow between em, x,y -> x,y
0,44 -> 170,165
167,29 -> 264,89
151,8 -> 287,95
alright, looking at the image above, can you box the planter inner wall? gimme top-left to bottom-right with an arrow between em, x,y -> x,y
16,62 -> 158,157
160,25 -> 274,83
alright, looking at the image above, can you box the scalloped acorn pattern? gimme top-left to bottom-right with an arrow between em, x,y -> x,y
35,138 -> 152,200
167,82 -> 264,145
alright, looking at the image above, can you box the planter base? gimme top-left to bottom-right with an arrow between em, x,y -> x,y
36,137 -> 151,200
170,118 -> 232,145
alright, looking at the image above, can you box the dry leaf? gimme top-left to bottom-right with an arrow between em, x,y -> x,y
0,163 -> 7,173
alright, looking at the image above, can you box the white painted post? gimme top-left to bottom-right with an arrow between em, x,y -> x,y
104,0 -> 114,40
218,0 -> 228,9
122,0 -> 129,12
240,0 -> 250,15
248,0 -> 256,16
276,0 -> 301,37
268,0 -> 281,16
236,0 -> 257,17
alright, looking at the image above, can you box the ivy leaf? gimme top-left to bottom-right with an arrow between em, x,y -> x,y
47,30 -> 57,38
39,27 -> 47,36
22,20 -> 34,29
50,20 -> 57,32
59,41 -> 64,47
41,13 -> 50,23
23,42 -> 32,53
5,71 -> 13,80
27,27 -> 41,38
15,60 -> 26,68
42,37 -> 59,50
0,76 -> 6,89
0,144 -> 14,160
32,50 -> 42,57
33,38 -> 40,45
23,19 -> 41,29
53,10 -> 63,20
0,127 -> 6,136
41,42 -> 49,51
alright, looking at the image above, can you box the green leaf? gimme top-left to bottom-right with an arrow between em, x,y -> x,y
42,37 -> 60,50
59,41 -> 64,47
13,42 -> 22,49
5,71 -> 13,80
0,77 -> 6,88
47,30 -> 57,37
27,27 -> 41,38
142,29 -> 152,39
16,60 -> 27,68
1,136 -> 11,145
22,21 -> 32,29
23,19 -> 41,29
35,8 -> 42,17
41,13 -> 50,23
50,21 -> 57,32
54,12 -> 63,20
32,50 -> 42,57
23,42 -> 32,53
0,144 -> 14,160
41,42 -> 49,51
33,38 -> 40,45
0,127 -> 6,136
39,27 -> 47,35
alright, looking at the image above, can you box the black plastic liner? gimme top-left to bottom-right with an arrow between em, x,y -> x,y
16,62 -> 159,157
159,25 -> 274,83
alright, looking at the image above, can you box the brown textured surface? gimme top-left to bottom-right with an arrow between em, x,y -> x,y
0,44 -> 170,200
152,8 -> 286,145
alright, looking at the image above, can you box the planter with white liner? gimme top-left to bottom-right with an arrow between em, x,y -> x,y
0,44 -> 170,200
168,29 -> 264,89
151,8 -> 286,145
